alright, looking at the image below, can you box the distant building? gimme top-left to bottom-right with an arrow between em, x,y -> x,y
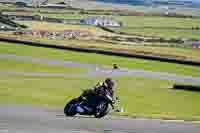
192,41 -> 200,48
80,16 -> 122,27
14,0 -> 48,7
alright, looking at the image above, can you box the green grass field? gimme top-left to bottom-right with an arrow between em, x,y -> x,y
1,41 -> 200,77
11,9 -> 200,29
27,13 -> 200,29
0,58 -> 86,73
114,16 -> 200,28
1,42 -> 200,120
110,16 -> 200,39
3,6 -> 200,40
16,14 -> 200,40
111,16 -> 200,39
109,27 -> 200,40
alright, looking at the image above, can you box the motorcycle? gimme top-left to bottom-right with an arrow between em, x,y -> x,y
64,89 -> 121,118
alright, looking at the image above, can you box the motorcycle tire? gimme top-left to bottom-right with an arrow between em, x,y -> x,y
64,99 -> 77,116
94,101 -> 110,118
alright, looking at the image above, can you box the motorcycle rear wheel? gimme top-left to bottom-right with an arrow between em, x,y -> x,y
94,101 -> 110,118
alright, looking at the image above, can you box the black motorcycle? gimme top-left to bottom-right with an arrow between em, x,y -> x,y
64,89 -> 120,118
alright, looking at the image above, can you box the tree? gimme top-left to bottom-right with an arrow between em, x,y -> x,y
15,1 -> 27,7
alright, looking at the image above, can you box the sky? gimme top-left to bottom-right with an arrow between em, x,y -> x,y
152,0 -> 199,1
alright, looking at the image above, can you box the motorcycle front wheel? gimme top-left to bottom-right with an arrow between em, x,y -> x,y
64,99 -> 77,116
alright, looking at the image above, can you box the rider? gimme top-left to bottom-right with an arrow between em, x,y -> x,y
94,78 -> 114,98
76,78 -> 115,113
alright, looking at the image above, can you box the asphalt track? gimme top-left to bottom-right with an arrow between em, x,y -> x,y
1,104 -> 200,133
1,54 -> 200,85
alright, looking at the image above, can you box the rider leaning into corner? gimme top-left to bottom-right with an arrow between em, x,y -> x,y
76,78 -> 116,113
94,78 -> 114,98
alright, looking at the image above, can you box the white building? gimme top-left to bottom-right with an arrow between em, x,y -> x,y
81,16 -> 122,27
192,41 -> 200,48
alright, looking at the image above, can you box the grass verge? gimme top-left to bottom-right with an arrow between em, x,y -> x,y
1,74 -> 200,121
1,41 -> 200,77
0,58 -> 86,73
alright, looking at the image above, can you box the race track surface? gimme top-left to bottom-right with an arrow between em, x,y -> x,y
1,105 -> 200,133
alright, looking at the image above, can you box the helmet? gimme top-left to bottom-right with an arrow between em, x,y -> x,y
103,78 -> 114,90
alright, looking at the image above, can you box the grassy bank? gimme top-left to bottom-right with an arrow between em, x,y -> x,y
1,32 -> 200,62
17,21 -> 110,35
1,41 -> 200,77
